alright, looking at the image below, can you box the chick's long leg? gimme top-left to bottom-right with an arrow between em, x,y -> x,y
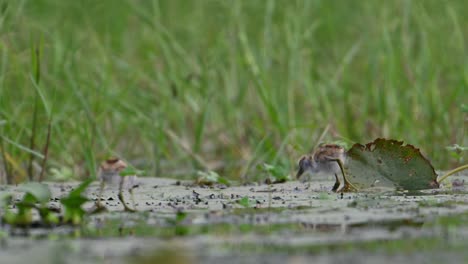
118,176 -> 136,212
96,180 -> 105,209
331,158 -> 358,192
332,173 -> 340,192
323,155 -> 343,192
129,186 -> 136,210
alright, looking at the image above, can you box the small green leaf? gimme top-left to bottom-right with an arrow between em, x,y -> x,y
461,104 -> 468,113
19,193 -> 38,205
60,179 -> 93,225
196,170 -> 230,186
175,211 -> 187,223
10,210 -> 33,226
38,207 -> 59,225
119,167 -> 145,177
19,182 -> 51,204
3,210 -> 17,225
329,140 -> 350,149
68,179 -> 93,198
2,193 -> 36,227
61,197 -> 88,225
237,196 -> 253,208
217,176 -> 230,185
61,196 -> 88,208
261,163 -> 290,183
0,193 -> 12,207
262,163 -> 275,172
50,167 -> 74,181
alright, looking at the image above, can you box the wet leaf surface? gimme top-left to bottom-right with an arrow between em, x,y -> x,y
344,138 -> 439,191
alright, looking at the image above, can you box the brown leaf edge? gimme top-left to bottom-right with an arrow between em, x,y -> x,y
343,138 -> 439,191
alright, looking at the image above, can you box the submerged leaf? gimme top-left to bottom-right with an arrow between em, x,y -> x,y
344,138 -> 439,191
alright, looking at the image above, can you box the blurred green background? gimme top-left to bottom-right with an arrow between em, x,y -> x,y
0,0 -> 466,183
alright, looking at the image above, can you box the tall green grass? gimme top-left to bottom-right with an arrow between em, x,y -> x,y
0,0 -> 466,182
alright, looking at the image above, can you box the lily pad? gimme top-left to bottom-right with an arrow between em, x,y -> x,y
343,138 -> 439,191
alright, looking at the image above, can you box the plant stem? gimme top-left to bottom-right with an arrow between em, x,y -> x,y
437,164 -> 468,184
27,45 -> 41,182
96,181 -> 105,209
0,138 -> 12,184
38,119 -> 52,182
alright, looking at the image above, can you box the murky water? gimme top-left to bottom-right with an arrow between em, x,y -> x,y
1,173 -> 467,263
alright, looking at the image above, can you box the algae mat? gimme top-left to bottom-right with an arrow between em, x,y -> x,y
1,173 -> 467,264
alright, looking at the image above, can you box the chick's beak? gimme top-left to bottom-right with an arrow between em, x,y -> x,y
296,156 -> 311,179
296,166 -> 306,179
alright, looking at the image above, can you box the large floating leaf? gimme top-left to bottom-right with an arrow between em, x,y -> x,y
343,138 -> 439,191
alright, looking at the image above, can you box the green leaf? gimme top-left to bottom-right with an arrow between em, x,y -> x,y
18,182 -> 51,204
2,210 -> 17,225
196,170 -> 230,186
38,207 -> 59,225
1,193 -> 36,227
60,179 -> 93,225
329,140 -> 351,149
4,209 -> 33,226
237,196 -> 253,208
61,196 -> 88,208
20,193 -> 38,205
61,197 -> 88,225
344,138 -> 439,191
260,163 -> 290,183
68,179 -> 93,198
175,211 -> 187,223
0,193 -> 12,207
119,166 -> 145,177
216,176 -> 230,186
50,167 -> 74,181
461,104 -> 468,113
